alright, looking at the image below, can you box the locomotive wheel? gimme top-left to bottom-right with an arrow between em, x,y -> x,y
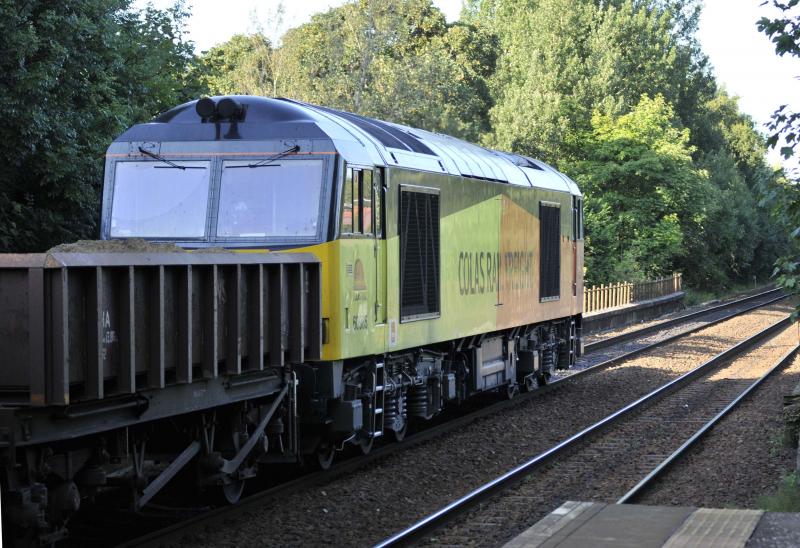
392,422 -> 408,443
522,374 -> 539,392
538,371 -> 551,386
358,434 -> 374,455
316,443 -> 335,470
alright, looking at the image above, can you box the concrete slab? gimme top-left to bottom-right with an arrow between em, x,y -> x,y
556,503 -> 694,548
746,512 -> 800,548
664,508 -> 762,548
503,501 -> 603,548
505,502 -> 694,548
506,503 -> 798,548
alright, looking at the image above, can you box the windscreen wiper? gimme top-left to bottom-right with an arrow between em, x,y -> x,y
138,147 -> 205,170
228,145 -> 301,169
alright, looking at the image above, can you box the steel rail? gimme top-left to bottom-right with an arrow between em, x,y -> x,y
374,315 -> 793,548
119,296 -> 788,548
617,342 -> 800,505
562,292 -> 787,384
585,287 -> 781,353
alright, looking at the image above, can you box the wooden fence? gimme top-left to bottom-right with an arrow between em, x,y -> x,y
583,273 -> 682,314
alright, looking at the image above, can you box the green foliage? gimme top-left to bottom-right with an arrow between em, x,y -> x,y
194,34 -> 273,96
758,1 -> 800,159
472,0 -> 709,163
757,0 -> 800,311
198,0 -> 496,141
570,95 -> 706,284
758,473 -> 800,512
568,92 -> 782,288
0,0 -> 199,252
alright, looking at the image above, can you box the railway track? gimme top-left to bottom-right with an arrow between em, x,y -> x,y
584,286 -> 781,353
574,287 -> 785,375
376,312 -> 798,547
616,340 -> 799,505
112,290 -> 787,547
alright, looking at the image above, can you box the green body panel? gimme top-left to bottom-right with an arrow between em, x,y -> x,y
336,238 -> 388,359
328,165 -> 581,360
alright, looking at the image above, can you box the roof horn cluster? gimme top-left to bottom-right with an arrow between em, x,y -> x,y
195,97 -> 246,122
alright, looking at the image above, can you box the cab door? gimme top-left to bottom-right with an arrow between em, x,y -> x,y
340,166 -> 384,356
373,169 -> 387,327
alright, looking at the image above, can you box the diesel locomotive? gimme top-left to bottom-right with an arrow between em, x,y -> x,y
0,96 -> 583,544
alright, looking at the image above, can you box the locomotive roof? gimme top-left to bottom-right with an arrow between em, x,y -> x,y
113,95 -> 581,196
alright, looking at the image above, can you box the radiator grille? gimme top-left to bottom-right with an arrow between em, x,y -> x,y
400,189 -> 440,320
540,202 -> 561,300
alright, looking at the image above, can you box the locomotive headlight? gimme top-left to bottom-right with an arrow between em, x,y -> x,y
196,97 -> 217,119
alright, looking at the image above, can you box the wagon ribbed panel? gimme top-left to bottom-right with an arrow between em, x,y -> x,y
0,252 -> 321,406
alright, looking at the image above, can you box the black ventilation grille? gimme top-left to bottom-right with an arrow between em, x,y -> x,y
400,188 -> 440,320
540,202 -> 561,301
315,106 -> 436,156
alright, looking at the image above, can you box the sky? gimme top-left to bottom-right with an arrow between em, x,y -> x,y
136,0 -> 798,168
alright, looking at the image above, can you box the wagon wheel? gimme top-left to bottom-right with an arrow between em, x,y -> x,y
316,442 -> 335,470
218,428 -> 248,504
221,477 -> 246,504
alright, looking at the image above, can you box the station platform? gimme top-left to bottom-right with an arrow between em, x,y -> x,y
504,501 -> 800,548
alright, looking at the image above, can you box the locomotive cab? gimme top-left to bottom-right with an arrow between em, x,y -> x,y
101,96 -> 342,250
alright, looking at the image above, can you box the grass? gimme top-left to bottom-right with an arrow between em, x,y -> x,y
768,429 -> 795,458
758,473 -> 800,512
683,279 -> 770,308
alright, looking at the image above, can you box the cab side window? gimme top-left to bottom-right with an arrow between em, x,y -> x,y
572,196 -> 584,241
342,168 -> 355,233
362,170 -> 373,234
341,167 -> 375,237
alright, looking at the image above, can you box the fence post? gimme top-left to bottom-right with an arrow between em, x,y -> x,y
585,273 -> 681,314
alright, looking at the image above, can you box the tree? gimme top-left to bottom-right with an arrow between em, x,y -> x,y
568,95 -> 710,285
757,1 -> 800,313
470,0 -> 711,163
199,0 -> 496,141
758,0 -> 800,160
196,33 -> 274,96
0,0 -> 199,252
